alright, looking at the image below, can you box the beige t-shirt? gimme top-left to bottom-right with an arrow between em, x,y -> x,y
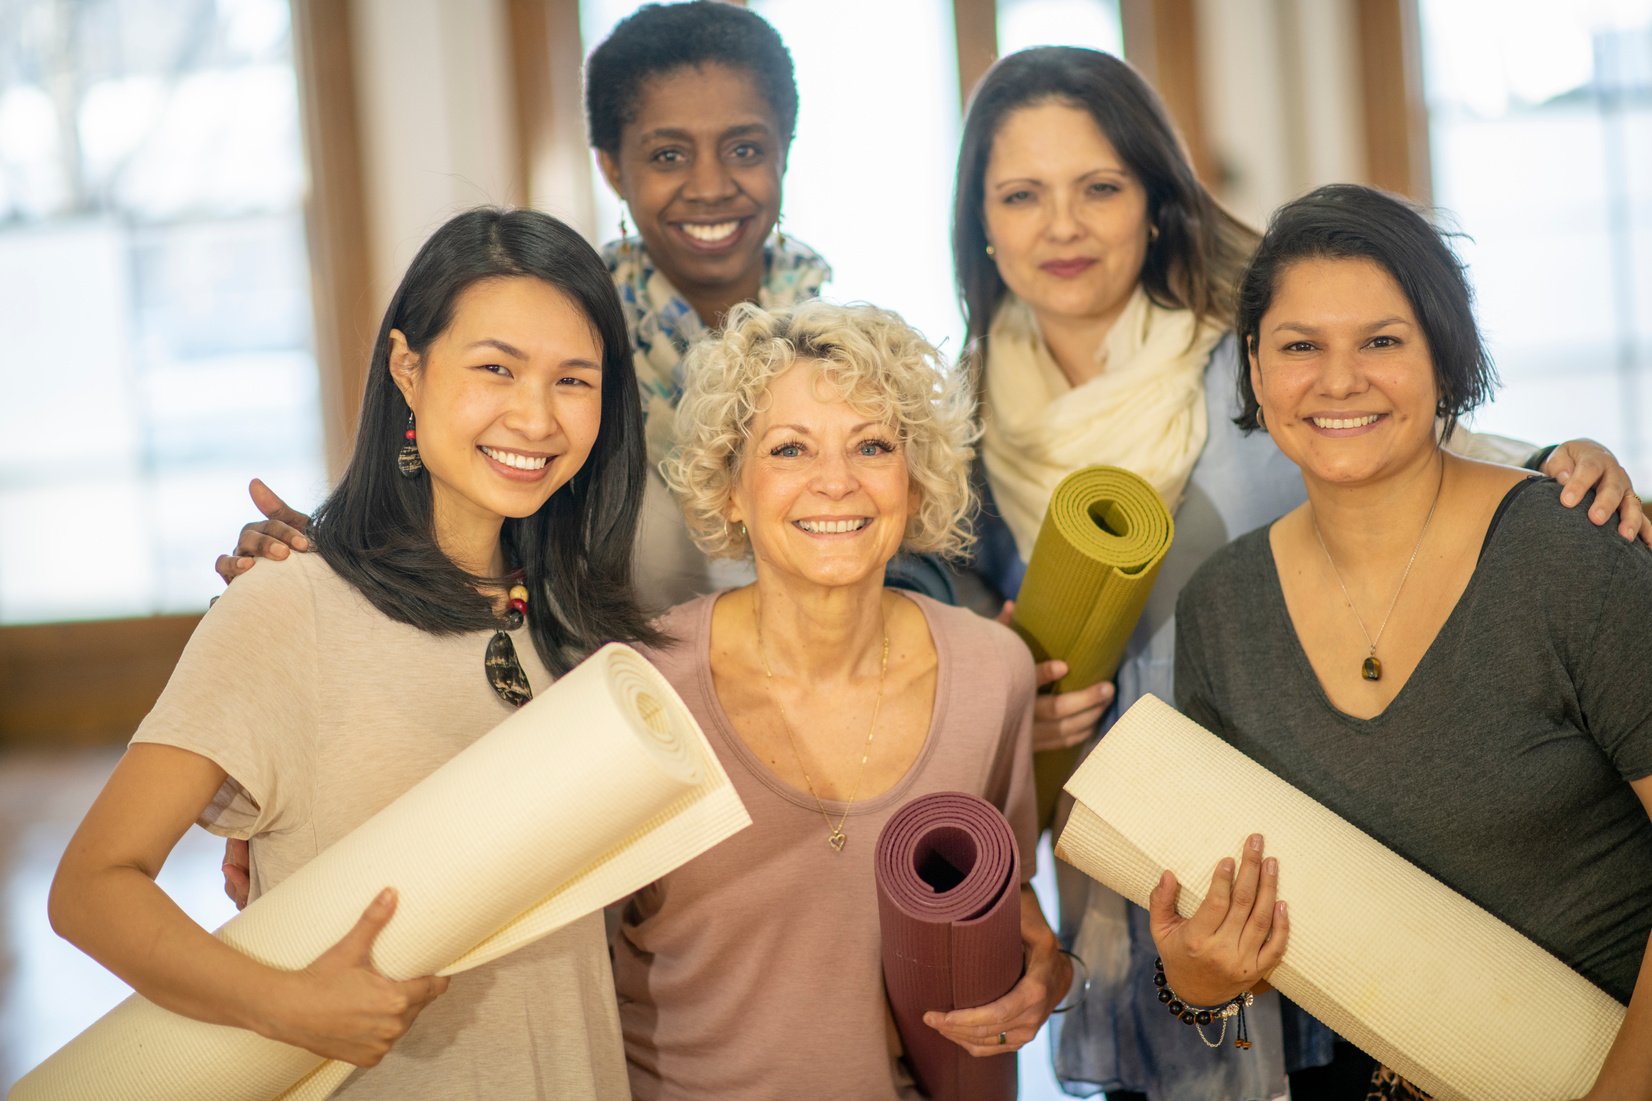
131,552 -> 629,1100
618,592 -> 1038,1100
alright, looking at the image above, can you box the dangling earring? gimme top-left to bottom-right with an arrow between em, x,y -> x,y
619,209 -> 631,259
1255,407 -> 1267,430
985,243 -> 996,257
397,410 -> 423,478
775,212 -> 787,250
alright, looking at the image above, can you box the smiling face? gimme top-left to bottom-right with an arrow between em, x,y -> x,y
727,362 -> 915,592
981,99 -> 1151,331
1249,256 -> 1442,488
598,62 -> 783,318
392,276 -> 604,566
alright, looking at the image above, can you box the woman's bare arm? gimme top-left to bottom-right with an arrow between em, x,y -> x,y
49,743 -> 446,1066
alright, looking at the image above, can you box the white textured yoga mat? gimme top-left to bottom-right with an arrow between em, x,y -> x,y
14,643 -> 750,1101
1054,695 -> 1623,1101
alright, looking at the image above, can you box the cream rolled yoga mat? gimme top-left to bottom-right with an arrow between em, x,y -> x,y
1009,465 -> 1173,830
14,643 -> 751,1101
1054,695 -> 1623,1101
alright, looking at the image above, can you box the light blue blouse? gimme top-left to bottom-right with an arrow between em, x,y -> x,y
970,335 -> 1334,1098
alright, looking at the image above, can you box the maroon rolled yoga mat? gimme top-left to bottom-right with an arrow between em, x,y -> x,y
875,792 -> 1024,1101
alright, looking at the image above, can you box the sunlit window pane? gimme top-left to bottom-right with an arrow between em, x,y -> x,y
996,0 -> 1122,57
0,0 -> 326,624
752,0 -> 963,352
1421,0 -> 1652,484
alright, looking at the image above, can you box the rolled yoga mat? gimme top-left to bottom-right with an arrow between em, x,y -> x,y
875,792 -> 1023,1101
1009,464 -> 1173,830
1054,694 -> 1624,1101
14,643 -> 751,1101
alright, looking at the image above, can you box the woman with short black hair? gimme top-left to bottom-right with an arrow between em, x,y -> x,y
1163,182 -> 1652,1101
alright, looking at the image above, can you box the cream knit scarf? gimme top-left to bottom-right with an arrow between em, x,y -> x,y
981,289 -> 1224,558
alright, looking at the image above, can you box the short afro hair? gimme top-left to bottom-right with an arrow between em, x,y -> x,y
584,2 -> 799,155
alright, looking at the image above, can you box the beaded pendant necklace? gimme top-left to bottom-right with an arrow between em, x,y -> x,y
485,576 -> 533,708
1309,463 -> 1444,682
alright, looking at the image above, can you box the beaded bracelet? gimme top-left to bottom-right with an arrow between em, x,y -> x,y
1152,957 -> 1255,1050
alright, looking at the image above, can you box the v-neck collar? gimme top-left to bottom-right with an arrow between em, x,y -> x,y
1259,477 -> 1541,729
689,590 -> 948,816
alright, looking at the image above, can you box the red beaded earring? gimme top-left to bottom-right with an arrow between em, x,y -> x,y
397,410 -> 423,478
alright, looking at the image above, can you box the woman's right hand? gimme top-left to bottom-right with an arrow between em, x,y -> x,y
994,601 -> 1115,751
264,888 -> 450,1067
223,837 -> 250,910
215,479 -> 312,585
1147,833 -> 1288,1008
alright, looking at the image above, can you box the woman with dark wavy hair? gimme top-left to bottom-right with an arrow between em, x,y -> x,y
951,45 -> 1648,1100
47,208 -> 652,1099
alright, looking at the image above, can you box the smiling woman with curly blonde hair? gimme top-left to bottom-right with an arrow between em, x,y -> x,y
612,296 -> 1071,1099
663,298 -> 978,561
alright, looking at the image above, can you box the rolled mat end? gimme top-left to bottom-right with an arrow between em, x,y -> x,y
875,792 -> 1022,1101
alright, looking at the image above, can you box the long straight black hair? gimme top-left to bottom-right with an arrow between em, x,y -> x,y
311,207 -> 658,674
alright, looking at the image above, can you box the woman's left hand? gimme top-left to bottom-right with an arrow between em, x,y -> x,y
995,602 -> 1115,750
1544,439 -> 1651,546
923,887 -> 1072,1055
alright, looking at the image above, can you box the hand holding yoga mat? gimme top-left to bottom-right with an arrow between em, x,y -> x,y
14,643 -> 750,1101
875,792 -> 1023,1101
1054,695 -> 1623,1101
1009,465 -> 1173,829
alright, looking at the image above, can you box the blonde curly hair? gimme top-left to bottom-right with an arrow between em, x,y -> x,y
663,299 -> 978,560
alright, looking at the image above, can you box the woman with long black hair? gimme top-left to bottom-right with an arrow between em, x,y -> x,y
47,208 -> 653,1099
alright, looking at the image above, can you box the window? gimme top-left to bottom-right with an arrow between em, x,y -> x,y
1421,0 -> 1652,484
997,0 -> 1122,57
0,0 -> 326,623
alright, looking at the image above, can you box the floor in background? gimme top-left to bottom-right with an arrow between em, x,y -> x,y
0,748 -> 1078,1098
0,746 -> 236,1092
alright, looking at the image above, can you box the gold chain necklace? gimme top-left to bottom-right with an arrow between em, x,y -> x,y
1310,463 -> 1445,683
753,594 -> 889,852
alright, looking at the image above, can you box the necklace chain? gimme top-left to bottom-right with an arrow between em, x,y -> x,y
1309,463 -> 1445,682
753,593 -> 889,852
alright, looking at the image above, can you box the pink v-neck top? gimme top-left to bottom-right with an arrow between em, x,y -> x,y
620,591 -> 1038,1099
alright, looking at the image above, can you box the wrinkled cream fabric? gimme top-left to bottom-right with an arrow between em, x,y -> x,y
1056,695 -> 1621,1101
981,290 -> 1223,558
13,644 -> 750,1101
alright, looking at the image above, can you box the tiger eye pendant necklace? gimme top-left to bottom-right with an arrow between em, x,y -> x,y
1310,463 -> 1444,683
754,593 -> 888,852
484,576 -> 534,708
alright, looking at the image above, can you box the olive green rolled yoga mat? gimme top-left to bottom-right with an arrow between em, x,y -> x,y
1009,465 -> 1173,830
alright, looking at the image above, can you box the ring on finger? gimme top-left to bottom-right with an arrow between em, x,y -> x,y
997,1031 -> 1007,1046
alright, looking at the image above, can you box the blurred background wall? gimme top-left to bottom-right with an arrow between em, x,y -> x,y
0,0 -> 1648,1090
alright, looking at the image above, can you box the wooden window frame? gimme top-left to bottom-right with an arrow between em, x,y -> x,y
1355,0 -> 1433,202
1,1 -> 373,748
